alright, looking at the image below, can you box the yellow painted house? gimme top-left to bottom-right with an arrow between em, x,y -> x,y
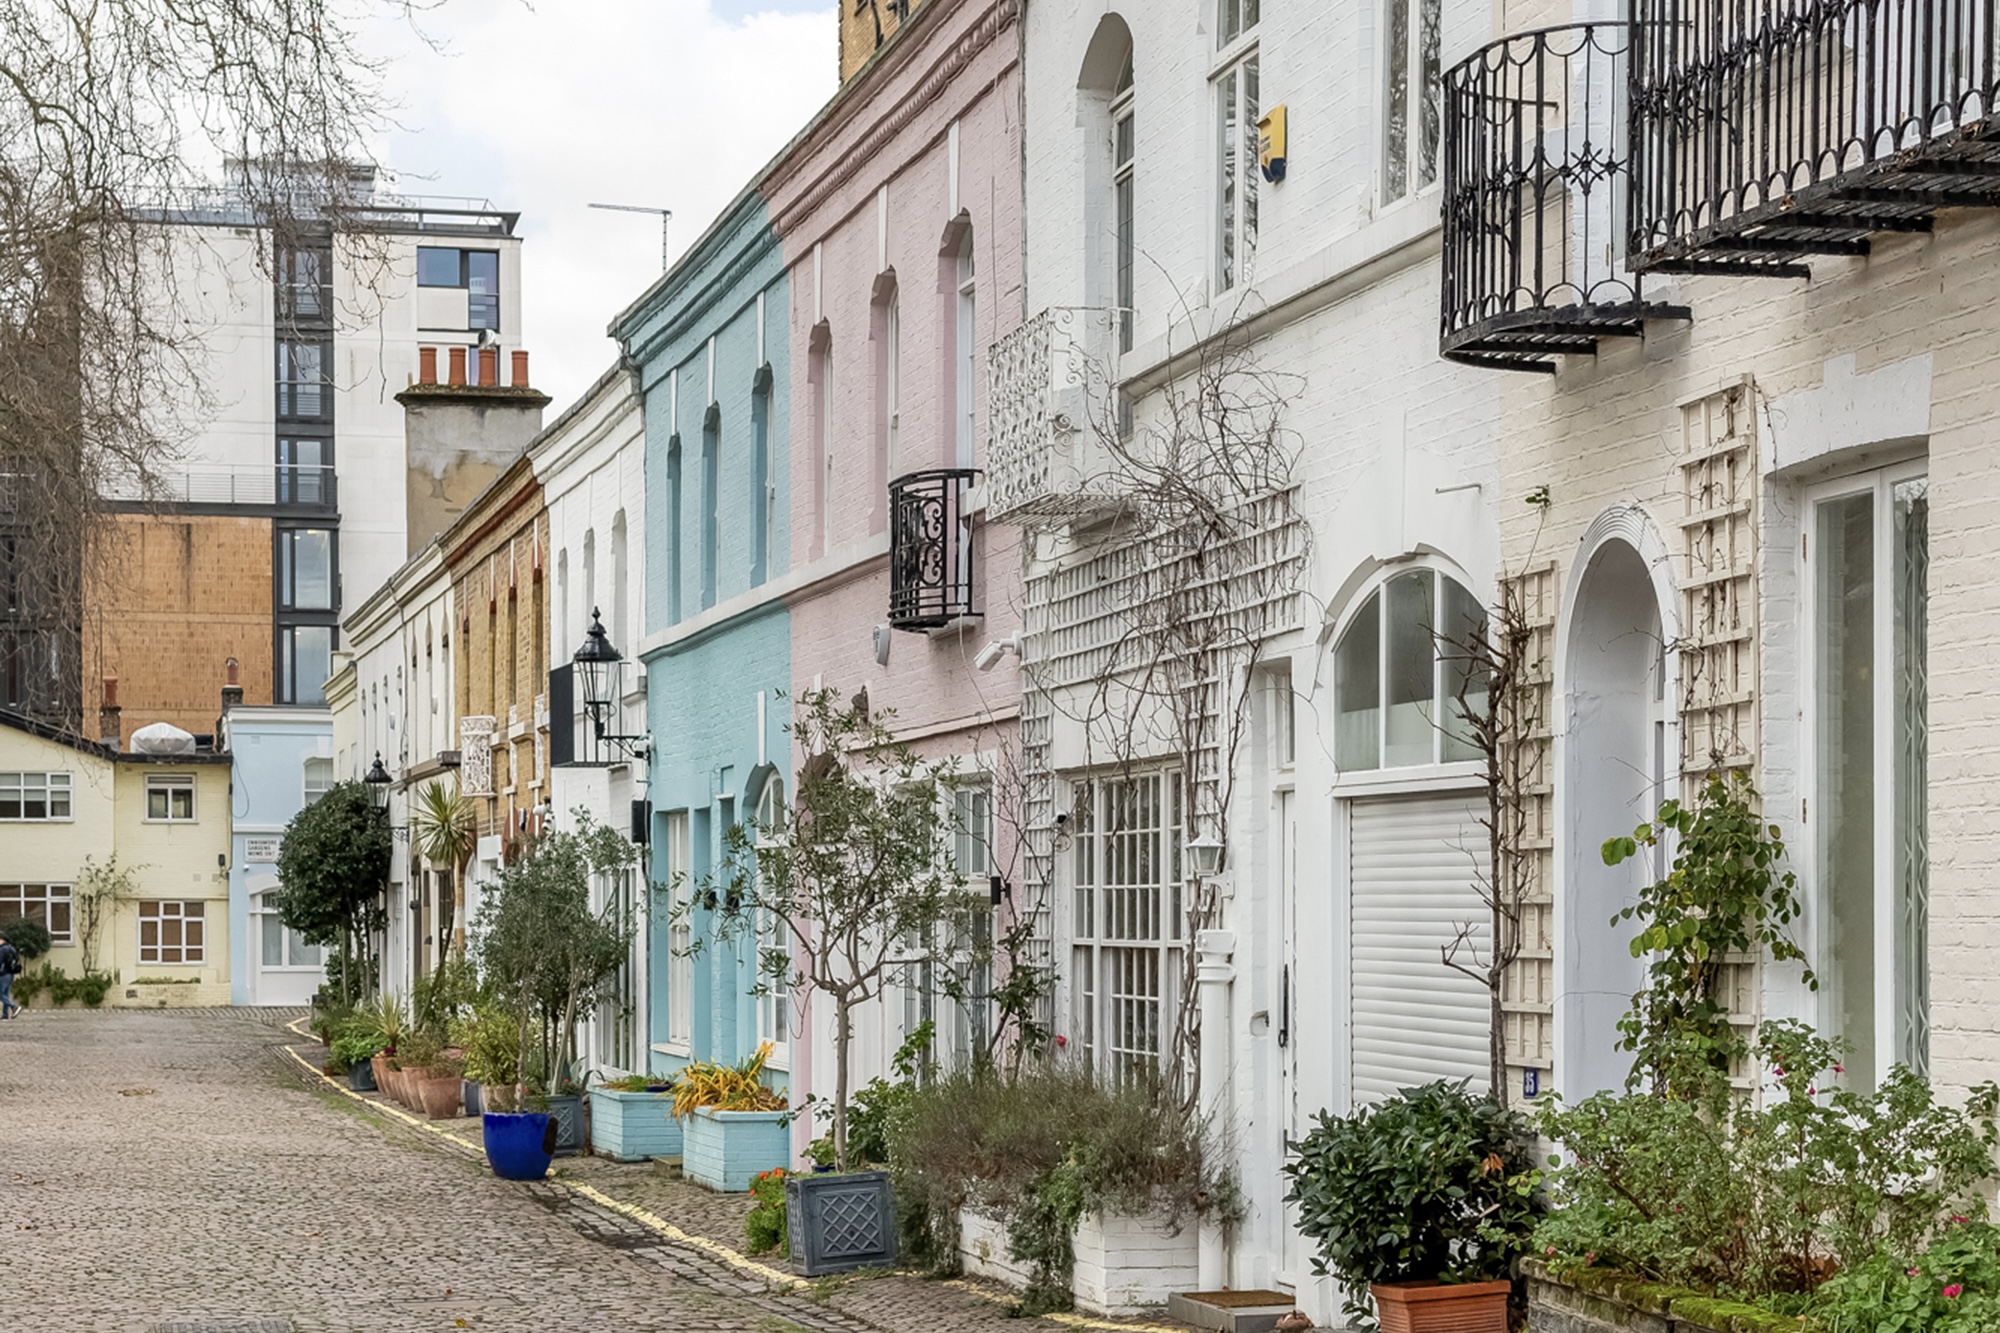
0,710 -> 233,1006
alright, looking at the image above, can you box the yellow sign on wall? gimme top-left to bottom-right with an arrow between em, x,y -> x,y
1259,104 -> 1288,183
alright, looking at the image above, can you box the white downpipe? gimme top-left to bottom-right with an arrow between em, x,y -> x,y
1195,928 -> 1236,1290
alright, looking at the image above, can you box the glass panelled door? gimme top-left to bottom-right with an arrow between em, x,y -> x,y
1812,466 -> 1928,1087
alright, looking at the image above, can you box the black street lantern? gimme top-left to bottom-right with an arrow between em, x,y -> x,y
573,606 -> 648,760
363,751 -> 392,813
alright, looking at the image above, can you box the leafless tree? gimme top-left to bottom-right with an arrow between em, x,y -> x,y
0,0 -> 430,730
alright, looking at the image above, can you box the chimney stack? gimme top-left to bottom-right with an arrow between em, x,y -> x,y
222,656 -> 244,711
98,676 -> 121,750
448,346 -> 467,387
511,350 -> 530,387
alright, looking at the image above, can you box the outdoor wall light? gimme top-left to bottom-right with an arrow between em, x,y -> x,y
363,751 -> 392,813
573,607 -> 651,762
974,629 -> 1022,673
1187,832 -> 1224,879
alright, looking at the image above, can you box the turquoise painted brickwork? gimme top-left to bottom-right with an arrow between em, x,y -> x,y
586,1087 -> 684,1163
615,183 -> 792,1083
681,1108 -> 791,1193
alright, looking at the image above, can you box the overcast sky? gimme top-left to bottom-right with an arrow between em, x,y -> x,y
367,0 -> 840,408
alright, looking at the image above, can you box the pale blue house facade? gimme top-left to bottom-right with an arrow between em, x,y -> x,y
613,188 -> 792,1082
220,704 -> 333,1006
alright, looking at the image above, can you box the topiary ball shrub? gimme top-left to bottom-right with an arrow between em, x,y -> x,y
0,917 -> 53,960
1283,1079 -> 1542,1323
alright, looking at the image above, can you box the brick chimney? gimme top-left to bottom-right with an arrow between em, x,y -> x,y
98,676 -> 121,750
222,656 -> 244,711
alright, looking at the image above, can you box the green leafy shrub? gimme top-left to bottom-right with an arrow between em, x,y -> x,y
450,1005 -> 521,1089
744,1168 -> 790,1255
1536,1023 -> 2000,1303
13,965 -> 113,1007
0,918 -> 52,960
1283,1079 -> 1541,1324
329,1017 -> 383,1073
1797,1219 -> 2000,1332
888,1061 -> 1237,1310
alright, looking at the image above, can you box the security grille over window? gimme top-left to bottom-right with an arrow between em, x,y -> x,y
1630,0 -> 2000,276
1441,23 -> 1689,371
888,469 -> 979,631
984,308 -> 1123,524
459,715 -> 495,795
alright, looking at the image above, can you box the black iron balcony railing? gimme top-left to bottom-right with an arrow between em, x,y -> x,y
1631,0 -> 2000,275
1442,23 -> 1691,371
888,468 -> 979,631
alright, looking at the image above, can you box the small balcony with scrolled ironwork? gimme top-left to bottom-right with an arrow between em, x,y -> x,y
888,468 -> 979,631
1442,23 -> 1691,371
1631,0 -> 2000,276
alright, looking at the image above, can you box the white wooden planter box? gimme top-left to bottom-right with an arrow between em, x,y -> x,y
954,1204 -> 1200,1316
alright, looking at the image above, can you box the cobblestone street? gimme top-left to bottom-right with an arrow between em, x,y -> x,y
0,1009 -> 1185,1333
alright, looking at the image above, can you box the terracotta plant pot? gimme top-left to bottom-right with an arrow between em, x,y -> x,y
390,1066 -> 416,1108
1371,1279 -> 1511,1333
418,1073 -> 462,1120
369,1054 -> 391,1092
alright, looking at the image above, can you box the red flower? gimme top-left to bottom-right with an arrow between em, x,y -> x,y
1055,1034 -> 1068,1048
1943,1284 -> 1963,1299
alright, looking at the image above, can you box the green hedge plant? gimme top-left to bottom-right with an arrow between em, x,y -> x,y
1283,1079 -> 1541,1326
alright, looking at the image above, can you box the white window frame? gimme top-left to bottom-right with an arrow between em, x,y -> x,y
145,773 -> 197,822
1330,563 -> 1489,780
0,771 -> 73,821
885,294 -> 902,477
593,864 -> 642,1073
1112,56 -> 1137,354
1381,0 -> 1442,205
302,757 -> 333,805
754,778 -> 791,1071
254,892 -> 323,971
1801,461 -> 1930,1086
955,240 -> 977,470
1212,15 -> 1260,295
0,883 -> 74,944
661,811 -> 693,1055
1068,769 -> 1185,1085
138,899 -> 206,965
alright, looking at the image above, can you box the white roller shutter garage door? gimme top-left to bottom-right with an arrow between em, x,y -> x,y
1349,790 -> 1491,1104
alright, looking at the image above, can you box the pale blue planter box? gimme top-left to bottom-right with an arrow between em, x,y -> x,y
588,1087 -> 682,1163
681,1107 -> 790,1192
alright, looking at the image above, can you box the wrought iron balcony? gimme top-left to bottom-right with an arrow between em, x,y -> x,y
985,307 -> 1125,522
1443,23 -> 1690,371
888,468 -> 979,631
1631,0 -> 2000,275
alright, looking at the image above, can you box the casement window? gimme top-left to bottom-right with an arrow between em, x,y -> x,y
1334,568 -> 1488,771
1383,0 -> 1442,202
0,884 -> 73,944
279,624 -> 334,706
954,779 -> 994,880
1112,54 -> 1137,353
416,247 -> 501,331
664,811 -> 693,1050
955,240 -> 977,469
754,778 -> 790,1068
256,895 -> 323,969
277,246 -> 329,325
138,900 -> 205,964
0,771 -> 72,820
278,528 -> 334,611
276,437 -> 331,506
1214,0 -> 1260,293
276,341 -> 328,420
1809,465 -> 1930,1086
145,774 -> 196,822
594,865 -> 642,1072
815,346 -> 835,553
1071,771 -> 1185,1084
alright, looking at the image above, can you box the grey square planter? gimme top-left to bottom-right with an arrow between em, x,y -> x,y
545,1093 -> 584,1157
785,1169 -> 898,1276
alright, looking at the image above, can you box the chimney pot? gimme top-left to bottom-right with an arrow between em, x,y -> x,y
225,656 -> 240,686
448,346 -> 467,387
478,346 -> 499,387
511,349 -> 530,387
418,346 -> 438,385
98,676 -> 121,750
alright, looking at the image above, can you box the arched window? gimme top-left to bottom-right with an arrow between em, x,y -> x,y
954,235 -> 976,469
1333,568 -> 1487,770
753,776 -> 789,1067
1113,54 -> 1136,353
700,408 -> 719,610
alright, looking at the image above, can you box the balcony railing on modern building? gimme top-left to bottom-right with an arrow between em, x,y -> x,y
888,469 -> 979,631
1442,22 -> 1691,371
1631,0 -> 2000,275
100,462 -> 337,509
985,307 -> 1127,522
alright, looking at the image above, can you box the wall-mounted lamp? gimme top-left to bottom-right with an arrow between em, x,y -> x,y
573,607 -> 651,762
974,629 -> 1023,673
363,751 -> 392,814
1187,832 -> 1225,880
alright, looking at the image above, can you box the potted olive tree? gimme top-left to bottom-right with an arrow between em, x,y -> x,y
474,813 -> 634,1170
692,688 -> 972,1275
1283,1080 -> 1541,1332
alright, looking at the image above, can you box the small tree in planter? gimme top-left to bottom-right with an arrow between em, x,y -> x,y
473,812 -> 634,1152
690,688 -> 974,1271
1283,1080 -> 1541,1331
275,780 -> 391,1008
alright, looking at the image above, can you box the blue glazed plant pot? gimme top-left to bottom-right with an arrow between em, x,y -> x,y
483,1111 -> 556,1181
346,1060 -> 377,1092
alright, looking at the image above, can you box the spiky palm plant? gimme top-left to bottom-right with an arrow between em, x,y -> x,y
410,779 -> 477,960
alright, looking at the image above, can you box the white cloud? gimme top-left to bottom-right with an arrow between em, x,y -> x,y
368,1 -> 838,407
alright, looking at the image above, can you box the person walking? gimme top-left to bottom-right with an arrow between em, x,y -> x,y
0,932 -> 20,1019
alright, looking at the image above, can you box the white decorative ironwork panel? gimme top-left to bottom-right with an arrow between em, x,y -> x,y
460,715 -> 496,795
986,307 -> 1122,524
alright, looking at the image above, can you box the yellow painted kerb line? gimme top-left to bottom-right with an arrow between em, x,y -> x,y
279,1018 -> 1182,1333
